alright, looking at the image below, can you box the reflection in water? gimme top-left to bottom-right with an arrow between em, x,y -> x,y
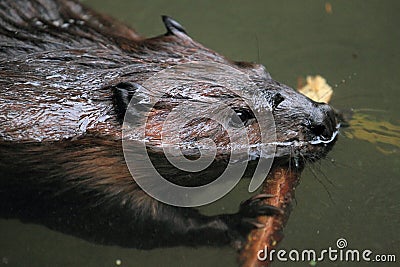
344,110 -> 400,154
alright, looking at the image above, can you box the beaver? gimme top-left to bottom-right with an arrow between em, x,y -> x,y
0,0 -> 338,248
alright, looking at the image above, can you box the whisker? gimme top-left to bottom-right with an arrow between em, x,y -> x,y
309,164 -> 335,204
288,146 -> 293,174
315,160 -> 335,187
300,153 -> 335,204
254,33 -> 261,64
290,146 -> 298,206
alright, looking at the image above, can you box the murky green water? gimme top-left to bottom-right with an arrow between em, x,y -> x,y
1,1 -> 399,266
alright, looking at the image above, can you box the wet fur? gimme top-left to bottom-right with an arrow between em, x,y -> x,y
0,0 -> 336,248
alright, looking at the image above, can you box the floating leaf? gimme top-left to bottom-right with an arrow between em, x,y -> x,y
297,75 -> 333,104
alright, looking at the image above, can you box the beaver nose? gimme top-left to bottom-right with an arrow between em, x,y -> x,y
309,103 -> 337,140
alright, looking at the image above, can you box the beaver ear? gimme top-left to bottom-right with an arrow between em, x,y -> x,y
112,82 -> 141,123
162,16 -> 188,36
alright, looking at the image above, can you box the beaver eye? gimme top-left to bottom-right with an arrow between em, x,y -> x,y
271,93 -> 285,109
229,109 -> 255,128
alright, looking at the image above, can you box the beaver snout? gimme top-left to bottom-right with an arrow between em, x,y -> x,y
308,102 -> 338,142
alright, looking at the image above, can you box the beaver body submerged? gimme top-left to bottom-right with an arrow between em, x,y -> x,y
0,0 -> 338,248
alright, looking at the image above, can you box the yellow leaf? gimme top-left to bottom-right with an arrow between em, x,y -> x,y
298,75 -> 333,104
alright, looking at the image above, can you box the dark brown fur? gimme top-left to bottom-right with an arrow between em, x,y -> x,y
0,0 -> 338,248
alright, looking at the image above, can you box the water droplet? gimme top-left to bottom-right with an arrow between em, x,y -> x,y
34,20 -> 43,27
52,20 -> 61,27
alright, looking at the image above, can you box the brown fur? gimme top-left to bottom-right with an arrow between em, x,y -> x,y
0,0 -> 338,248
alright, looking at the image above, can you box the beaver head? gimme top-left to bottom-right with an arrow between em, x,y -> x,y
114,17 -> 339,171
0,8 -> 338,187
